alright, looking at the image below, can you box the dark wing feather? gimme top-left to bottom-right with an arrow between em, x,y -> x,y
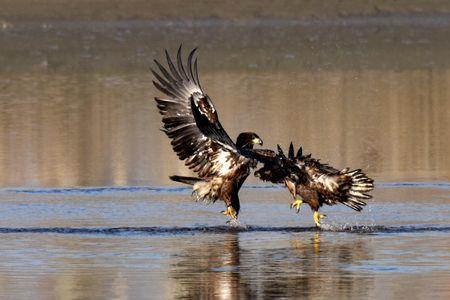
288,142 -> 295,159
297,153 -> 344,196
153,46 -> 246,179
296,148 -> 373,209
250,148 -> 277,160
190,94 -> 235,146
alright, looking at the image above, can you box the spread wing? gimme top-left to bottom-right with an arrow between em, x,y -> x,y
246,148 -> 277,162
152,46 -> 249,179
281,143 -> 340,195
299,156 -> 342,194
293,144 -> 373,209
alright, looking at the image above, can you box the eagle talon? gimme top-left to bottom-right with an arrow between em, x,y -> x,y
222,206 -> 238,220
313,211 -> 326,228
290,198 -> 303,213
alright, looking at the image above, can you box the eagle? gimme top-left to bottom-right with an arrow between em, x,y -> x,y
152,46 -> 272,221
255,143 -> 374,227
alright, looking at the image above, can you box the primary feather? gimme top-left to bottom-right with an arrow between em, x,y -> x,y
152,46 -> 271,218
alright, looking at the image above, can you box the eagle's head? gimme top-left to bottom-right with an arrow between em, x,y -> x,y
236,132 -> 263,150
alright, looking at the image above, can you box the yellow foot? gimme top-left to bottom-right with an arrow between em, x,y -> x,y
313,211 -> 327,228
222,206 -> 238,219
290,198 -> 303,213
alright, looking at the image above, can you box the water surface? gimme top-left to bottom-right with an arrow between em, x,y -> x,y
0,185 -> 449,299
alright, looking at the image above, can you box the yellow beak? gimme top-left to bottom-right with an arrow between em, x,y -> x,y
252,137 -> 263,146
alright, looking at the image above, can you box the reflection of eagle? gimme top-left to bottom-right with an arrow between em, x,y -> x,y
255,143 -> 374,227
152,46 -> 271,220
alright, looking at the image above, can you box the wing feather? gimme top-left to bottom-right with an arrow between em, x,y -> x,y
187,48 -> 197,84
152,46 -> 248,180
176,45 -> 190,81
165,49 -> 183,82
193,58 -> 202,90
296,149 -> 373,208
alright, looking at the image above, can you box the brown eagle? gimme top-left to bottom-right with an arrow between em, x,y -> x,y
255,143 -> 374,227
152,46 -> 272,221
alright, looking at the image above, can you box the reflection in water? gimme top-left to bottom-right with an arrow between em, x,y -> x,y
171,234 -> 251,299
170,232 -> 374,298
0,185 -> 448,299
0,235 -> 137,299
285,233 -> 373,298
1,21 -> 450,186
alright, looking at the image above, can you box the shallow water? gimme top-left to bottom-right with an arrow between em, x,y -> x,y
1,3 -> 450,299
0,185 -> 449,299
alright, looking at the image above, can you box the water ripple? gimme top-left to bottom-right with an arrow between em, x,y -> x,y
3,181 -> 450,195
0,225 -> 448,235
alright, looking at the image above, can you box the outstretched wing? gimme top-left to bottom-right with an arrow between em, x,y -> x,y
300,158 -> 342,194
293,144 -> 373,209
152,46 -> 248,179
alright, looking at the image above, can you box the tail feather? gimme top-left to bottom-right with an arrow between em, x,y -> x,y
169,175 -> 201,185
170,175 -> 219,204
341,169 -> 374,211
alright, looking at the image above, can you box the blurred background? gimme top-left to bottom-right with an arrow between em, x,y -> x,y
1,0 -> 449,187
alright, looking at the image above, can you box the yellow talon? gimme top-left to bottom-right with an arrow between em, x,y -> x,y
290,198 -> 303,213
222,206 -> 237,219
313,211 -> 327,228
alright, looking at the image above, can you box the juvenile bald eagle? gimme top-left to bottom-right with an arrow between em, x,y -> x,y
152,46 -> 269,221
255,143 -> 374,227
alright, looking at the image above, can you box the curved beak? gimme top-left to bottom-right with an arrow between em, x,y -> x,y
253,137 -> 263,146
